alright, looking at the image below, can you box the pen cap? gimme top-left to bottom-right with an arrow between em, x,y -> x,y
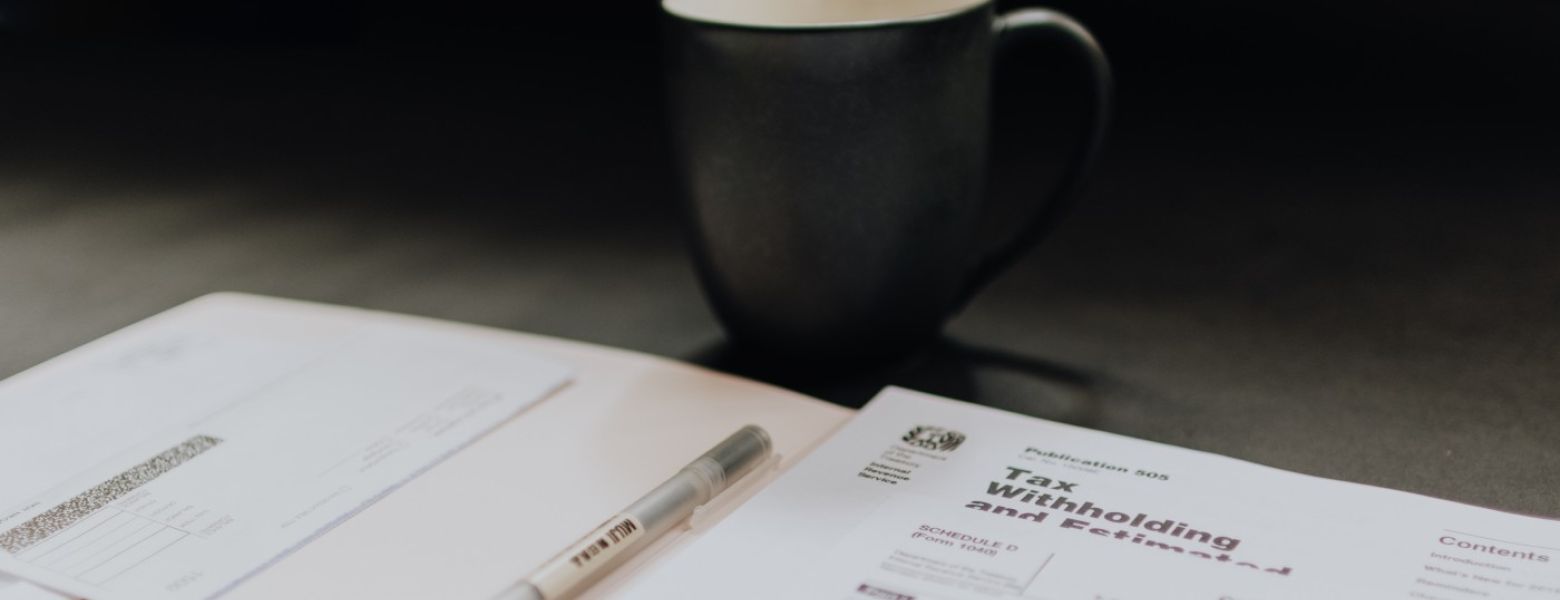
686,425 -> 771,497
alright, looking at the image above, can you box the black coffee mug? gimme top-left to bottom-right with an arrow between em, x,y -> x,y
664,0 -> 1111,361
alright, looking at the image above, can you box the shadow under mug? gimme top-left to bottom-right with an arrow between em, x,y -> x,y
664,0 -> 1111,362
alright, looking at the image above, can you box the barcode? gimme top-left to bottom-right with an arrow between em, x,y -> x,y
567,517 -> 639,567
0,435 -> 222,554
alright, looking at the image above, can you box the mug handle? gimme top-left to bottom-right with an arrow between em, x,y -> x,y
959,9 -> 1113,303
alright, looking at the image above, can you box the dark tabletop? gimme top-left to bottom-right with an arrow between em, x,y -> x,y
0,0 -> 1556,516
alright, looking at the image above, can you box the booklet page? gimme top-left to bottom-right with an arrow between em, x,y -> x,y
0,294 -> 571,600
619,387 -> 1560,599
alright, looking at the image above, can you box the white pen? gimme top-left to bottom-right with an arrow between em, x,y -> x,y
491,425 -> 773,600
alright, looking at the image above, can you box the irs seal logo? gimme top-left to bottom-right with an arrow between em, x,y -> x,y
902,425 -> 966,452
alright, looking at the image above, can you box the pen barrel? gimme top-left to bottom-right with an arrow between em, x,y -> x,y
503,426 -> 771,600
626,462 -> 720,539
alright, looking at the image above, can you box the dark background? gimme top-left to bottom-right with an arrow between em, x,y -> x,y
1,0 -> 1556,515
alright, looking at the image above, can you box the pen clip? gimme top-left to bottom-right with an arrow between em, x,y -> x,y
689,451 -> 782,531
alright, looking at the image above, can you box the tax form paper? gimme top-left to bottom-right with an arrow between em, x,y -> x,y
619,387 -> 1560,600
0,294 -> 570,600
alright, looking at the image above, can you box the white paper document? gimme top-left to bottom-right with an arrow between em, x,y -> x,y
0,573 -> 60,600
622,387 -> 1560,600
0,294 -> 571,600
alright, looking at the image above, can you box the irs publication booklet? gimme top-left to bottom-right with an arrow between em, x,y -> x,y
619,387 -> 1560,599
